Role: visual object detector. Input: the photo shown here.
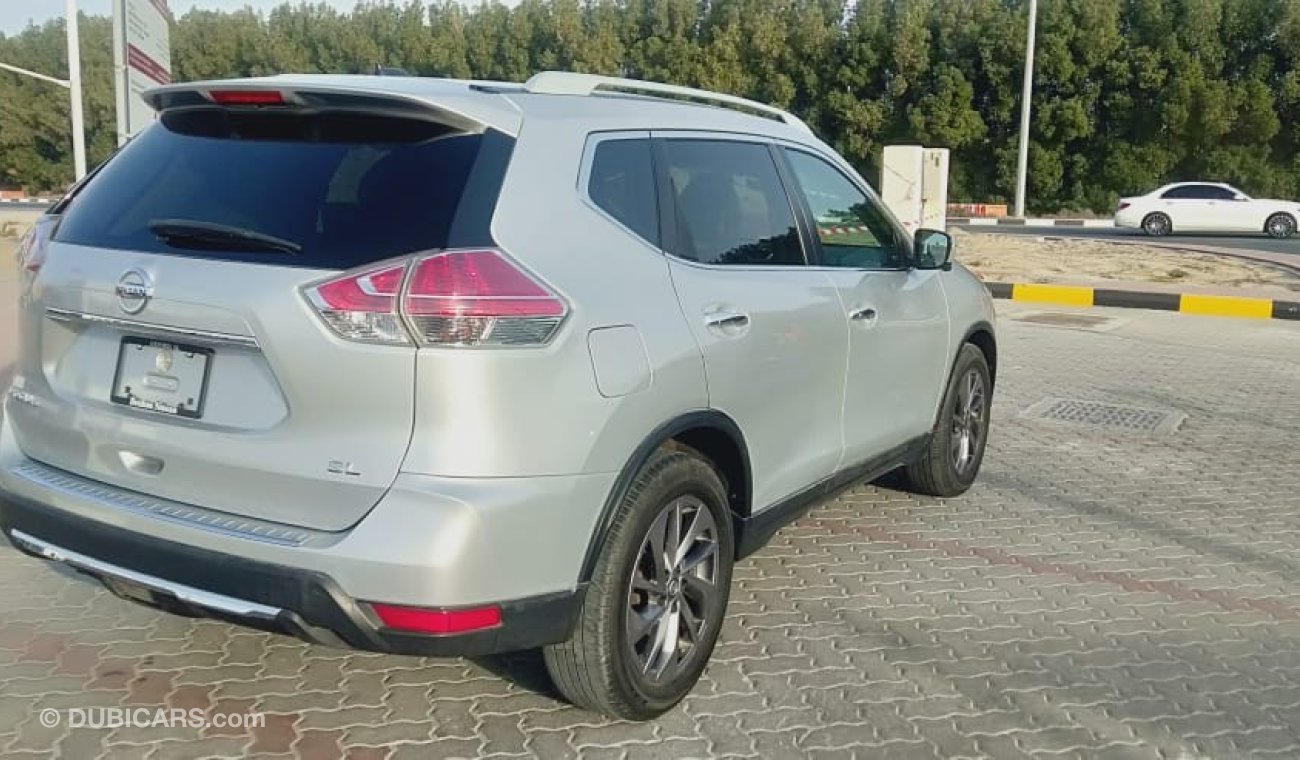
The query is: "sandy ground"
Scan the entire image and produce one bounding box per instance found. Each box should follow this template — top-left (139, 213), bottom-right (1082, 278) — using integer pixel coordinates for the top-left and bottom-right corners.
top-left (954, 228), bottom-right (1300, 296)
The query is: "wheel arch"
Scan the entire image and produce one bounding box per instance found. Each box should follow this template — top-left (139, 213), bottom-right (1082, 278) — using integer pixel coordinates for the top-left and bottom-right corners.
top-left (928, 321), bottom-right (997, 432)
top-left (577, 410), bottom-right (752, 584)
top-left (963, 322), bottom-right (997, 389)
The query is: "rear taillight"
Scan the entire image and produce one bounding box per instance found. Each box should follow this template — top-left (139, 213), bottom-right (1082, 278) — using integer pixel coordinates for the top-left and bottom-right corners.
top-left (15, 215), bottom-right (57, 274)
top-left (1117, 201), bottom-right (1131, 212)
top-left (304, 249), bottom-right (567, 347)
top-left (403, 250), bottom-right (567, 347)
top-left (305, 263), bottom-right (410, 345)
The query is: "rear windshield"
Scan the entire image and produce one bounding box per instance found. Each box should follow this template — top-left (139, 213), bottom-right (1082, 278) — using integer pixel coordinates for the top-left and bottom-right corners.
top-left (56, 110), bottom-right (486, 269)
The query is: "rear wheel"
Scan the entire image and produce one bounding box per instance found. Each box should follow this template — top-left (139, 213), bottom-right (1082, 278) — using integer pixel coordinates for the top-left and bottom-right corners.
top-left (1142, 212), bottom-right (1172, 237)
top-left (544, 447), bottom-right (734, 720)
top-left (901, 344), bottom-right (992, 498)
top-left (1265, 213), bottom-right (1296, 239)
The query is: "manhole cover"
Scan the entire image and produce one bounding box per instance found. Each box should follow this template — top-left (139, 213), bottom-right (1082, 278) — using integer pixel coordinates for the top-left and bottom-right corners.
top-left (1021, 397), bottom-right (1185, 434)
top-left (1011, 311), bottom-right (1120, 329)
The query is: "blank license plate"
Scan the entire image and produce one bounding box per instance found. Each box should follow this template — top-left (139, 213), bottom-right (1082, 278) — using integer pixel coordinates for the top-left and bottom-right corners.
top-left (111, 337), bottom-right (213, 419)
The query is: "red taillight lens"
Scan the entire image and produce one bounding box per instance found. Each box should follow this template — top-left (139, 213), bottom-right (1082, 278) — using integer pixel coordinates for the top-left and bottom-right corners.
top-left (15, 215), bottom-right (57, 274)
top-left (304, 250), bottom-right (566, 347)
top-left (1117, 201), bottom-right (1131, 212)
top-left (208, 89), bottom-right (285, 106)
top-left (305, 263), bottom-right (410, 345)
top-left (403, 250), bottom-right (567, 346)
top-left (370, 602), bottom-right (502, 635)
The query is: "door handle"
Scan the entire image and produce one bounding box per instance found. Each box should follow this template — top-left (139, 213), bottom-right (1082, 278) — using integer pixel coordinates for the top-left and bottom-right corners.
top-left (703, 311), bottom-right (750, 329)
top-left (849, 307), bottom-right (878, 322)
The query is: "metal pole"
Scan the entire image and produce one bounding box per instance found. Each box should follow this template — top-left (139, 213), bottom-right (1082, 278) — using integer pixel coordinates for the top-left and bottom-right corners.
top-left (112, 0), bottom-right (129, 147)
top-left (0, 62), bottom-right (71, 88)
top-left (66, 0), bottom-right (87, 181)
top-left (1013, 0), bottom-right (1038, 218)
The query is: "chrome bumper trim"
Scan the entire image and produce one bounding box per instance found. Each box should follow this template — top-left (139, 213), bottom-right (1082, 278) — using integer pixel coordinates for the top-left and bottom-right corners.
top-left (9, 529), bottom-right (283, 620)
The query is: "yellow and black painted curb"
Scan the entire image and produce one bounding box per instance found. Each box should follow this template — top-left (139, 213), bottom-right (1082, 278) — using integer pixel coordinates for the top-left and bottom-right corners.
top-left (986, 282), bottom-right (1300, 321)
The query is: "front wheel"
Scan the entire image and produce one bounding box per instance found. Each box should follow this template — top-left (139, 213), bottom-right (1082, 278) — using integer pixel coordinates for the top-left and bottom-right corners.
top-left (1265, 213), bottom-right (1296, 239)
top-left (901, 344), bottom-right (992, 498)
top-left (544, 447), bottom-right (734, 720)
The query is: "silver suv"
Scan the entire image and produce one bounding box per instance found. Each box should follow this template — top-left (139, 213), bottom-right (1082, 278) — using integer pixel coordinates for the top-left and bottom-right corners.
top-left (1, 72), bottom-right (995, 720)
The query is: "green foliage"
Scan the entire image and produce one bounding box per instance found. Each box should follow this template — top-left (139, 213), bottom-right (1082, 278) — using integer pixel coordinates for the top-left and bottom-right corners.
top-left (1, 0), bottom-right (1298, 212)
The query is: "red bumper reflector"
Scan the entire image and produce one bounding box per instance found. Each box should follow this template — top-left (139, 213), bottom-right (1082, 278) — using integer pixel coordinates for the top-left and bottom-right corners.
top-left (209, 89), bottom-right (285, 106)
top-left (371, 603), bottom-right (502, 634)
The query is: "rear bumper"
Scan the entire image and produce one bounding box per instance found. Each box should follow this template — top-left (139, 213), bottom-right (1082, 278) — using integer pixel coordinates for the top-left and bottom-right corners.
top-left (1113, 210), bottom-right (1141, 229)
top-left (0, 413), bottom-right (613, 656)
top-left (0, 492), bottom-right (580, 656)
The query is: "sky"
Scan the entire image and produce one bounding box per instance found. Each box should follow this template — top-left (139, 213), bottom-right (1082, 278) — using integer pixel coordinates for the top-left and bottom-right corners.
top-left (1, 1), bottom-right (411, 36)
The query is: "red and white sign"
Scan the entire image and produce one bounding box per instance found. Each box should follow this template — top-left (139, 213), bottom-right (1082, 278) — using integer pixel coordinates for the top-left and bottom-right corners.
top-left (113, 0), bottom-right (172, 142)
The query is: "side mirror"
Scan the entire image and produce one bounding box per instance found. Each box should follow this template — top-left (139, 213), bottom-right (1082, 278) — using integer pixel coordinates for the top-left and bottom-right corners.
top-left (914, 229), bottom-right (953, 271)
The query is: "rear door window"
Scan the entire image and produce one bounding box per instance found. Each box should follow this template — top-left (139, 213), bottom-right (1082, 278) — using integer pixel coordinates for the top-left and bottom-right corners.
top-left (55, 111), bottom-right (491, 269)
top-left (656, 139), bottom-right (805, 266)
top-left (1161, 185), bottom-right (1217, 200)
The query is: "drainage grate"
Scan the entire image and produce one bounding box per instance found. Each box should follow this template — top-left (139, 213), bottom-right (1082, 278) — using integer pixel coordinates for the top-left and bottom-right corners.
top-left (1021, 397), bottom-right (1186, 434)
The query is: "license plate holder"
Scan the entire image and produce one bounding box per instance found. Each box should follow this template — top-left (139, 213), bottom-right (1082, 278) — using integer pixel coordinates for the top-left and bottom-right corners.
top-left (110, 337), bottom-right (213, 419)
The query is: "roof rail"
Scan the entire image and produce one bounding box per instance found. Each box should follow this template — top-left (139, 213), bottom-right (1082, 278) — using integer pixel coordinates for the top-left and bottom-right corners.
top-left (522, 71), bottom-right (812, 134)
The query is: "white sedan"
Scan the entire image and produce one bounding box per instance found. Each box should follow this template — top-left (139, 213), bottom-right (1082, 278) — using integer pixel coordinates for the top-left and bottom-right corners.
top-left (1115, 182), bottom-right (1300, 238)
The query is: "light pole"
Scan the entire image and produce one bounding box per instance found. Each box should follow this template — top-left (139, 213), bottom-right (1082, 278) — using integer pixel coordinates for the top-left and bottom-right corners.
top-left (0, 0), bottom-right (87, 183)
top-left (1013, 0), bottom-right (1038, 218)
top-left (66, 0), bottom-right (87, 181)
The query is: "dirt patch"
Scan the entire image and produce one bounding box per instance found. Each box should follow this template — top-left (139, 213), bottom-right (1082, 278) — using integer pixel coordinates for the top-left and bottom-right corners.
top-left (954, 229), bottom-right (1300, 295)
top-left (0, 208), bottom-right (41, 240)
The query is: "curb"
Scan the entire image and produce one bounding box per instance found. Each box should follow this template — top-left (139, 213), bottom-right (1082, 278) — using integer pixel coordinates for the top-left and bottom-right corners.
top-left (952, 217), bottom-right (1115, 228)
top-left (986, 282), bottom-right (1300, 321)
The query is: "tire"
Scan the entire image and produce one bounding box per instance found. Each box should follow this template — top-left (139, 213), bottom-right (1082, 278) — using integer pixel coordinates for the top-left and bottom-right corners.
top-left (1265, 213), bottom-right (1296, 239)
top-left (901, 344), bottom-right (992, 498)
top-left (1142, 212), bottom-right (1172, 237)
top-left (544, 447), bottom-right (734, 720)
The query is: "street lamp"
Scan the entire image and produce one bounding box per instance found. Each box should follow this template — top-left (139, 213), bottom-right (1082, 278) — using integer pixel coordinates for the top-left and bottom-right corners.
top-left (0, 0), bottom-right (87, 182)
top-left (1013, 0), bottom-right (1038, 218)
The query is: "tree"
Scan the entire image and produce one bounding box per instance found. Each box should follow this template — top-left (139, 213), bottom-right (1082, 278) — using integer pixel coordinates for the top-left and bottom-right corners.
top-left (1, 0), bottom-right (1297, 211)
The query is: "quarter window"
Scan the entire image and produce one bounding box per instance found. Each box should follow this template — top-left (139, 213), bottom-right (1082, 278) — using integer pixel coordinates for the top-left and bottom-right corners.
top-left (658, 139), bottom-right (804, 266)
top-left (587, 138), bottom-right (659, 247)
top-left (784, 149), bottom-right (906, 269)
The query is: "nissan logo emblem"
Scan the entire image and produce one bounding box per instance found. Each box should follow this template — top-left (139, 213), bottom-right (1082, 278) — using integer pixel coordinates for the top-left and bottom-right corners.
top-left (115, 270), bottom-right (153, 315)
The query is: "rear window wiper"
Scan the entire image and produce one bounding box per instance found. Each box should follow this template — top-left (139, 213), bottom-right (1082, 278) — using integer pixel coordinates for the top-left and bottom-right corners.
top-left (148, 219), bottom-right (302, 255)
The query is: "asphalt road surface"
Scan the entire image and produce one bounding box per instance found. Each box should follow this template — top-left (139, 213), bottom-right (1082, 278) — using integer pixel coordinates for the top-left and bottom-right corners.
top-left (958, 224), bottom-right (1300, 257)
top-left (2, 301), bottom-right (1300, 758)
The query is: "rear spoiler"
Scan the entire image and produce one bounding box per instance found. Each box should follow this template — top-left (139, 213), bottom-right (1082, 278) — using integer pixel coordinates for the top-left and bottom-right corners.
top-left (142, 78), bottom-right (513, 135)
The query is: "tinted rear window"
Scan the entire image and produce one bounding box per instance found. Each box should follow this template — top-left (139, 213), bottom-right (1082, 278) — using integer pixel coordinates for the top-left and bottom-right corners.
top-left (56, 111), bottom-right (486, 269)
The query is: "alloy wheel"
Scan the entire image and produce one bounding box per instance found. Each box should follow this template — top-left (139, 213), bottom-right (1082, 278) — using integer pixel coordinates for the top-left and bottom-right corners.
top-left (951, 368), bottom-right (987, 477)
top-left (1268, 215), bottom-right (1295, 239)
top-left (625, 495), bottom-right (720, 683)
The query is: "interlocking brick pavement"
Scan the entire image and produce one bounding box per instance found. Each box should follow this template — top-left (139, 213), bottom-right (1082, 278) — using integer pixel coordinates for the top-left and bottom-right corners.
top-left (2, 302), bottom-right (1300, 758)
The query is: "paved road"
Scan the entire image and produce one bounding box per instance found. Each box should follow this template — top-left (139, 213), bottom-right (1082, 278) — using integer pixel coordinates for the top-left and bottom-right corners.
top-left (1, 302), bottom-right (1300, 758)
top-left (958, 224), bottom-right (1300, 257)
